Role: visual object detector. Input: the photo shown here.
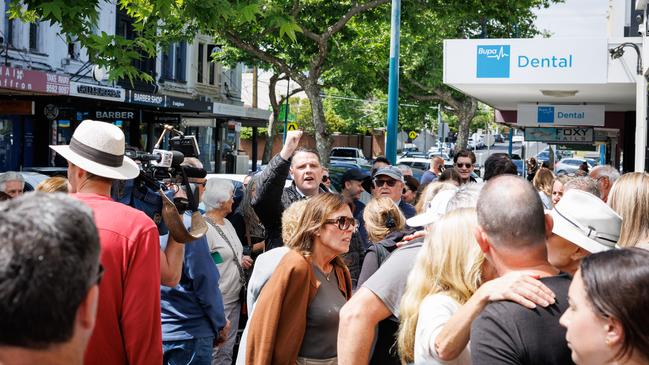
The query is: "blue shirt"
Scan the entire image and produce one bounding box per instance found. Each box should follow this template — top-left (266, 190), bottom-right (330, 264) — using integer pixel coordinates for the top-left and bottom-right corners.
top-left (399, 200), bottom-right (417, 220)
top-left (160, 214), bottom-right (227, 341)
top-left (419, 170), bottom-right (438, 186)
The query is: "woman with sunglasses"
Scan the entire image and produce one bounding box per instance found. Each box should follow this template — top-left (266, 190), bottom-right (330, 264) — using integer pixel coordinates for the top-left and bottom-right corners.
top-left (246, 193), bottom-right (354, 365)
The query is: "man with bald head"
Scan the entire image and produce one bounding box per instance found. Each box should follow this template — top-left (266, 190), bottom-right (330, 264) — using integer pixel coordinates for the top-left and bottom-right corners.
top-left (471, 175), bottom-right (574, 365)
top-left (420, 155), bottom-right (444, 186)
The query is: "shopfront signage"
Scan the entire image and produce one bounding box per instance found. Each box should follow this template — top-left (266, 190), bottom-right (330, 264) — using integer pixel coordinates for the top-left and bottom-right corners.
top-left (524, 127), bottom-right (594, 143)
top-left (517, 104), bottom-right (605, 127)
top-left (444, 38), bottom-right (607, 84)
top-left (167, 96), bottom-right (213, 112)
top-left (0, 66), bottom-right (70, 94)
top-left (95, 110), bottom-right (135, 120)
top-left (70, 81), bottom-right (125, 102)
top-left (128, 90), bottom-right (165, 107)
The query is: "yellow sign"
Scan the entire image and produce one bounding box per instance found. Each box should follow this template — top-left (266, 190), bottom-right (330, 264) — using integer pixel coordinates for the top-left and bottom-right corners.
top-left (408, 131), bottom-right (417, 139)
top-left (287, 122), bottom-right (299, 131)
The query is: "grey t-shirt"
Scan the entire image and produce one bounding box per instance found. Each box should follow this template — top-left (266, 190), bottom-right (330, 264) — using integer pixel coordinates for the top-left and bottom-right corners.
top-left (299, 265), bottom-right (347, 359)
top-left (362, 240), bottom-right (423, 320)
top-left (470, 273), bottom-right (575, 365)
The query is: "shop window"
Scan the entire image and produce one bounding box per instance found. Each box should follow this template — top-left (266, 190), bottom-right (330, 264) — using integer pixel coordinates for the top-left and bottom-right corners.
top-left (29, 23), bottom-right (38, 52)
top-left (174, 42), bottom-right (186, 82)
top-left (197, 43), bottom-right (204, 83)
top-left (3, 0), bottom-right (13, 47)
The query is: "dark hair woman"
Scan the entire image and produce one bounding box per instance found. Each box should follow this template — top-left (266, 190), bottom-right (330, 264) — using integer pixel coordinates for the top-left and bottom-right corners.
top-left (560, 248), bottom-right (649, 365)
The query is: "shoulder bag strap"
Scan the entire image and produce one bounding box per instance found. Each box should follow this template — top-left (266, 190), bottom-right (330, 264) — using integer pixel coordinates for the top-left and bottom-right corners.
top-left (205, 217), bottom-right (247, 286)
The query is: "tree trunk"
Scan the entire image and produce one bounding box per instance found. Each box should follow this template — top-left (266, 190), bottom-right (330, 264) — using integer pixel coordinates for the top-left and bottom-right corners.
top-left (262, 111), bottom-right (279, 164)
top-left (452, 98), bottom-right (478, 154)
top-left (304, 82), bottom-right (331, 164)
top-left (262, 73), bottom-right (282, 164)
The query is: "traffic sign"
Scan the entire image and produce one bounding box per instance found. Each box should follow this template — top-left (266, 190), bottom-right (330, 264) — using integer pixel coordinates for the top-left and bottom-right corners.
top-left (287, 122), bottom-right (299, 131)
top-left (408, 131), bottom-right (418, 139)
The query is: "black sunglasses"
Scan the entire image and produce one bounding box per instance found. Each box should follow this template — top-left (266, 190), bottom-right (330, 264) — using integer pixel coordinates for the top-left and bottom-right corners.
top-left (374, 179), bottom-right (398, 187)
top-left (322, 175), bottom-right (330, 182)
top-left (324, 216), bottom-right (358, 230)
top-left (455, 163), bottom-right (473, 169)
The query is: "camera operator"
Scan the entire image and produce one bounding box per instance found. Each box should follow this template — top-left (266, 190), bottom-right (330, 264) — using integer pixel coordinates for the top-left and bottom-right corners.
top-left (50, 120), bottom-right (163, 365)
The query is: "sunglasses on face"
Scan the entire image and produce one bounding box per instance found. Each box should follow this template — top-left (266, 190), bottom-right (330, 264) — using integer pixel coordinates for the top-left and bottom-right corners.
top-left (322, 175), bottom-right (330, 182)
top-left (455, 163), bottom-right (473, 169)
top-left (374, 179), bottom-right (398, 187)
top-left (324, 216), bottom-right (358, 230)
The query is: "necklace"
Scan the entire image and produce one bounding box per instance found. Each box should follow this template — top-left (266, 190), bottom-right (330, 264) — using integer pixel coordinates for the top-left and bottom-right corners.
top-left (317, 265), bottom-right (332, 281)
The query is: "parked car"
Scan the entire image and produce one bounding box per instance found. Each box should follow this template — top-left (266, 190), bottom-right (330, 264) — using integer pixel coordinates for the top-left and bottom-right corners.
top-left (19, 171), bottom-right (52, 192)
top-left (493, 133), bottom-right (505, 143)
top-left (400, 151), bottom-right (428, 159)
top-left (467, 138), bottom-right (477, 150)
top-left (397, 157), bottom-right (431, 171)
top-left (536, 150), bottom-right (561, 165)
top-left (554, 158), bottom-right (594, 175)
top-left (329, 147), bottom-right (368, 165)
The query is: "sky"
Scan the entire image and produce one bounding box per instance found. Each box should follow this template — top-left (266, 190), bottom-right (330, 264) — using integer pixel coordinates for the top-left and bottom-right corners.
top-left (533, 0), bottom-right (612, 38)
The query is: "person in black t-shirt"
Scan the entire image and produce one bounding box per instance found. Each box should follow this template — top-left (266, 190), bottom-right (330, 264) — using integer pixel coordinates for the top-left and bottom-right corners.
top-left (472, 175), bottom-right (574, 365)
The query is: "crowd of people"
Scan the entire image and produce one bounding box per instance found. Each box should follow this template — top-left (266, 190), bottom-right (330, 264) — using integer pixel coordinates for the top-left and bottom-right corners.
top-left (1, 123), bottom-right (649, 365)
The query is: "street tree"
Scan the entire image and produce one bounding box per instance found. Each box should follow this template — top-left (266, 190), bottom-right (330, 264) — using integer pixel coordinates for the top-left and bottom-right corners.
top-left (328, 0), bottom-right (557, 151)
top-left (9, 0), bottom-right (394, 163)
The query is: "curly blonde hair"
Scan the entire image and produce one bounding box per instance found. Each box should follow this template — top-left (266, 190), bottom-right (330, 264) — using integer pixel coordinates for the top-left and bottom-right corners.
top-left (397, 208), bottom-right (484, 364)
top-left (282, 199), bottom-right (309, 245)
top-left (363, 197), bottom-right (406, 243)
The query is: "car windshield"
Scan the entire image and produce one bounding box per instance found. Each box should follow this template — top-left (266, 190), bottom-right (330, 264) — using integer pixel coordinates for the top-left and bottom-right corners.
top-left (331, 149), bottom-right (356, 158)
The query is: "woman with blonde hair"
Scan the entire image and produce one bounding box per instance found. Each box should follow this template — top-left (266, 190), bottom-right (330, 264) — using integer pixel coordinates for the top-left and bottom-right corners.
top-left (36, 176), bottom-right (69, 193)
top-left (608, 172), bottom-right (649, 249)
top-left (551, 174), bottom-right (573, 206)
top-left (246, 193), bottom-right (354, 365)
top-left (398, 208), bottom-right (555, 364)
top-left (357, 197), bottom-right (408, 286)
top-left (533, 167), bottom-right (555, 209)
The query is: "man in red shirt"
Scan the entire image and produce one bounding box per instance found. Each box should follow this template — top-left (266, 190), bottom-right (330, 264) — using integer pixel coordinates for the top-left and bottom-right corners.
top-left (51, 120), bottom-right (163, 365)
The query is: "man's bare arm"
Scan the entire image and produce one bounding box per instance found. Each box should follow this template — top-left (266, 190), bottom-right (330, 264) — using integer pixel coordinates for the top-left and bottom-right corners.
top-left (338, 288), bottom-right (392, 365)
top-left (160, 235), bottom-right (184, 287)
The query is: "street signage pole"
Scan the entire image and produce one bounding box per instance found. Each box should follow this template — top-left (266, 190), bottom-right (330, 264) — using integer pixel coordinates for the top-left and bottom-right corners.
top-left (385, 0), bottom-right (401, 165)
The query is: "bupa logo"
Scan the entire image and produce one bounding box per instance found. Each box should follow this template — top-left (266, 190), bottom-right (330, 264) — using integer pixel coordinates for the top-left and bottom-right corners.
top-left (476, 45), bottom-right (510, 78)
top-left (537, 106), bottom-right (555, 123)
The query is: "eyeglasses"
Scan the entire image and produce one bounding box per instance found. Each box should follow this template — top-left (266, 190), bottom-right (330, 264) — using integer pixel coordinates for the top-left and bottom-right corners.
top-left (455, 163), bottom-right (473, 169)
top-left (322, 175), bottom-right (330, 182)
top-left (324, 216), bottom-right (358, 231)
top-left (374, 179), bottom-right (398, 187)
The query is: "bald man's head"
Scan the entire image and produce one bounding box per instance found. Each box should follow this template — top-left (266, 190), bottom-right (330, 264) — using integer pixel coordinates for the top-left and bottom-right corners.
top-left (477, 175), bottom-right (546, 249)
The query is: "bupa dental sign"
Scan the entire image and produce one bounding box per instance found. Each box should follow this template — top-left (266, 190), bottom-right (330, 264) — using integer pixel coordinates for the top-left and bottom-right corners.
top-left (443, 38), bottom-right (607, 84)
top-left (477, 46), bottom-right (574, 78)
top-left (517, 104), bottom-right (605, 127)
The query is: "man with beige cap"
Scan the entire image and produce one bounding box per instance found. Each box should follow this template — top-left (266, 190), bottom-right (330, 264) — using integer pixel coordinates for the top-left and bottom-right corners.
top-left (546, 189), bottom-right (622, 275)
top-left (50, 120), bottom-right (163, 365)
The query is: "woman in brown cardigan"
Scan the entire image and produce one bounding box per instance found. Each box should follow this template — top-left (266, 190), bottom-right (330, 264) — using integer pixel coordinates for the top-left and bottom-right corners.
top-left (246, 193), bottom-right (354, 365)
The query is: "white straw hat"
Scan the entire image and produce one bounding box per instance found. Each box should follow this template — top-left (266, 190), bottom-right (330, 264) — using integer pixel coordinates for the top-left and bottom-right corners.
top-left (50, 120), bottom-right (139, 180)
top-left (550, 189), bottom-right (622, 253)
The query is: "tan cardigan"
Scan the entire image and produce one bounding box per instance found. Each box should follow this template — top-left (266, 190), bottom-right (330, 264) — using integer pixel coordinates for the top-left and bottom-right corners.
top-left (246, 249), bottom-right (353, 365)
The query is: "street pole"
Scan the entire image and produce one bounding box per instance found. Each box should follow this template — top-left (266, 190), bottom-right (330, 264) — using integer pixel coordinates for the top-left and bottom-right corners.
top-left (635, 72), bottom-right (647, 172)
top-left (437, 103), bottom-right (442, 147)
top-left (385, 0), bottom-right (401, 165)
top-left (283, 78), bottom-right (290, 144)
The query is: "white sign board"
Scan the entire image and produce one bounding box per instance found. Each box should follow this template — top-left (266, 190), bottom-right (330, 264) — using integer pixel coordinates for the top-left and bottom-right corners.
top-left (444, 38), bottom-right (608, 84)
top-left (69, 81), bottom-right (126, 102)
top-left (517, 104), bottom-right (605, 127)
